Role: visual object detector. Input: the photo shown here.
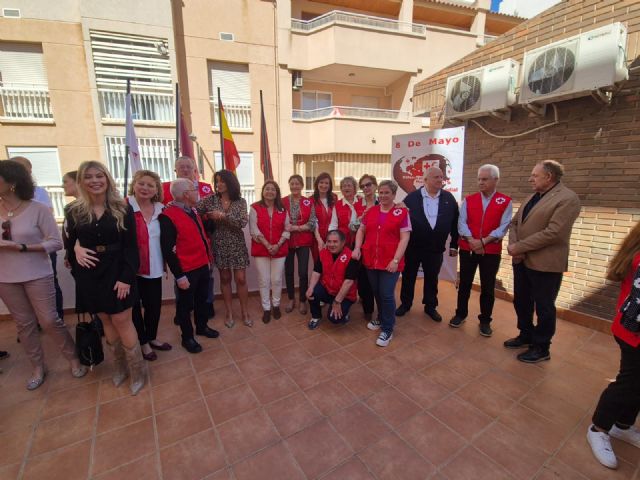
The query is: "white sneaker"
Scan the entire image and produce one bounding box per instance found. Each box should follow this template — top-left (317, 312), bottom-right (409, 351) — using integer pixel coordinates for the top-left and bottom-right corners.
top-left (587, 425), bottom-right (618, 469)
top-left (610, 425), bottom-right (640, 448)
top-left (367, 318), bottom-right (381, 331)
top-left (376, 331), bottom-right (393, 347)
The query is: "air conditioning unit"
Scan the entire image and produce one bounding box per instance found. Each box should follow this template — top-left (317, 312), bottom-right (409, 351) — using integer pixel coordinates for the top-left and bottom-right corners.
top-left (445, 59), bottom-right (519, 120)
top-left (519, 22), bottom-right (628, 105)
top-left (292, 70), bottom-right (303, 90)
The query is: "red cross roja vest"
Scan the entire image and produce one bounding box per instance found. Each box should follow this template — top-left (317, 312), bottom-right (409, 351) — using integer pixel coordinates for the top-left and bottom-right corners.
top-left (458, 191), bottom-right (511, 255)
top-left (251, 202), bottom-right (289, 258)
top-left (283, 195), bottom-right (313, 248)
top-left (319, 247), bottom-right (358, 302)
top-left (334, 197), bottom-right (360, 246)
top-left (160, 204), bottom-right (211, 273)
top-left (362, 205), bottom-right (408, 271)
top-left (314, 195), bottom-right (335, 242)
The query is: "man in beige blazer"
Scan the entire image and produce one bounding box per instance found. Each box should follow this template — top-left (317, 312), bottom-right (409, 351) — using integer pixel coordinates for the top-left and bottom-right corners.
top-left (505, 160), bottom-right (581, 363)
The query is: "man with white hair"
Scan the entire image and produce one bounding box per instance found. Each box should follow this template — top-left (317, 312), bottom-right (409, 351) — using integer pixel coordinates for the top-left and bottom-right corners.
top-left (449, 164), bottom-right (512, 337)
top-left (159, 178), bottom-right (219, 354)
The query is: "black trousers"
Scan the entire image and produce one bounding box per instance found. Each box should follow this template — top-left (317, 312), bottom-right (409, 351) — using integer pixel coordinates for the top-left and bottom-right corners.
top-left (50, 252), bottom-right (63, 319)
top-left (285, 247), bottom-right (310, 302)
top-left (592, 337), bottom-right (640, 431)
top-left (400, 245), bottom-right (443, 311)
top-left (357, 264), bottom-right (376, 315)
top-left (455, 250), bottom-right (501, 324)
top-left (132, 276), bottom-right (162, 345)
top-left (175, 266), bottom-right (210, 340)
top-left (512, 263), bottom-right (563, 350)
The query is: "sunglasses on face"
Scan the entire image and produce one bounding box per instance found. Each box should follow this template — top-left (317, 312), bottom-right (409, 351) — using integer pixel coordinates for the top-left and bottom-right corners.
top-left (360, 182), bottom-right (373, 189)
top-left (1, 220), bottom-right (10, 241)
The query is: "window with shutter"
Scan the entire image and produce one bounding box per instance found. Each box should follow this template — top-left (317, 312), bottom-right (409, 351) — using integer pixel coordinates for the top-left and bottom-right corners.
top-left (210, 62), bottom-right (252, 130)
top-left (6, 146), bottom-right (61, 186)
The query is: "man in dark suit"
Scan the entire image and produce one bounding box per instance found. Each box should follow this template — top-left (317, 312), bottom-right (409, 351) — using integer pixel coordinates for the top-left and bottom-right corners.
top-left (396, 166), bottom-right (459, 321)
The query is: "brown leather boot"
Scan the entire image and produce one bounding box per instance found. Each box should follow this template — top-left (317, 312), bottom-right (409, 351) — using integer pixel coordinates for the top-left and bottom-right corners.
top-left (124, 343), bottom-right (146, 395)
top-left (108, 339), bottom-right (129, 387)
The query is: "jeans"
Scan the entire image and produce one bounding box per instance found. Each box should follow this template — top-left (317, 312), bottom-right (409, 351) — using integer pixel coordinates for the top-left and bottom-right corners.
top-left (308, 282), bottom-right (354, 323)
top-left (132, 276), bottom-right (162, 345)
top-left (175, 266), bottom-right (210, 340)
top-left (513, 262), bottom-right (563, 350)
top-left (400, 245), bottom-right (443, 311)
top-left (254, 256), bottom-right (286, 311)
top-left (455, 250), bottom-right (501, 324)
top-left (592, 337), bottom-right (640, 431)
top-left (367, 269), bottom-right (400, 335)
top-left (285, 247), bottom-right (310, 302)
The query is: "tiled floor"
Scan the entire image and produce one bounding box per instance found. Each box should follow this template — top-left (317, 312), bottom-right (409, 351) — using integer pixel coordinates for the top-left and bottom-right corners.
top-left (1, 280), bottom-right (638, 480)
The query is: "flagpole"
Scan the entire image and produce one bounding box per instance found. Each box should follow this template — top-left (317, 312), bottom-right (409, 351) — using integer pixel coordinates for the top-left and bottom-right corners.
top-left (175, 83), bottom-right (180, 159)
top-left (217, 87), bottom-right (225, 170)
top-left (123, 79), bottom-right (131, 196)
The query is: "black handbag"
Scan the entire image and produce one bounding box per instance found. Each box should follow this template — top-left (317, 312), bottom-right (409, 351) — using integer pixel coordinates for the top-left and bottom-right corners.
top-left (75, 314), bottom-right (105, 368)
top-left (620, 266), bottom-right (640, 333)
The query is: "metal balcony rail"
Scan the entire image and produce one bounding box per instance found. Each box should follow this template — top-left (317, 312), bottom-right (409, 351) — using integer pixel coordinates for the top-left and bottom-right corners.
top-left (0, 83), bottom-right (53, 121)
top-left (241, 185), bottom-right (255, 207)
top-left (105, 136), bottom-right (177, 183)
top-left (291, 10), bottom-right (426, 36)
top-left (210, 99), bottom-right (252, 130)
top-left (292, 106), bottom-right (410, 121)
top-left (43, 187), bottom-right (67, 220)
top-left (98, 89), bottom-right (175, 123)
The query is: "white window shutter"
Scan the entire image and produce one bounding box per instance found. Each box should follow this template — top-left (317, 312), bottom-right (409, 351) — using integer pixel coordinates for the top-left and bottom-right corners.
top-left (210, 62), bottom-right (250, 105)
top-left (7, 147), bottom-right (61, 186)
top-left (0, 43), bottom-right (48, 87)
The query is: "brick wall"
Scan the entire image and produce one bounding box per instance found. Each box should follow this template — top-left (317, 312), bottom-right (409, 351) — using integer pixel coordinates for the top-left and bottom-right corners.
top-left (413, 0), bottom-right (640, 321)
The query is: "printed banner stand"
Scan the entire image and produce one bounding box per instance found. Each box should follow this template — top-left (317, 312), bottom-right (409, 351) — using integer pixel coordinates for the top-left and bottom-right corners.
top-left (391, 126), bottom-right (465, 282)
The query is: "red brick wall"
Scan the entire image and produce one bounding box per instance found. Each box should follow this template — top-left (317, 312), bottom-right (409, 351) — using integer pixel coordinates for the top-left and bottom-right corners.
top-left (413, 0), bottom-right (640, 320)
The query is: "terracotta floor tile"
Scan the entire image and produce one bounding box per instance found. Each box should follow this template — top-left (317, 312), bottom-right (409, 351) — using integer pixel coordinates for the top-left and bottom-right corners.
top-left (41, 381), bottom-right (99, 420)
top-left (329, 402), bottom-right (392, 452)
top-left (236, 353), bottom-right (280, 380)
top-left (365, 386), bottom-right (422, 428)
top-left (474, 422), bottom-right (549, 480)
top-left (256, 329), bottom-right (298, 351)
top-left (265, 392), bottom-right (323, 438)
top-left (270, 343), bottom-right (313, 368)
top-left (92, 418), bottom-right (156, 476)
top-left (345, 338), bottom-right (389, 363)
top-left (429, 395), bottom-right (492, 441)
top-left (97, 391), bottom-right (153, 434)
top-left (286, 324), bottom-right (320, 341)
top-left (392, 343), bottom-right (444, 370)
top-left (339, 366), bottom-right (387, 400)
top-left (248, 370), bottom-right (299, 405)
top-left (198, 363), bottom-right (244, 396)
top-left (98, 377), bottom-right (132, 404)
top-left (152, 375), bottom-right (202, 413)
top-left (0, 427), bottom-right (32, 467)
top-left (455, 380), bottom-right (515, 418)
top-left (520, 388), bottom-right (587, 429)
top-left (366, 354), bottom-right (407, 380)
top-left (441, 446), bottom-right (513, 480)
top-left (23, 439), bottom-right (91, 480)
top-left (392, 371), bottom-right (450, 409)
top-left (321, 457), bottom-right (375, 480)
top-left (0, 397), bottom-right (44, 434)
top-left (226, 337), bottom-right (268, 362)
top-left (218, 323), bottom-right (255, 344)
top-left (149, 357), bottom-right (193, 387)
top-left (30, 407), bottom-right (95, 457)
top-left (217, 408), bottom-right (280, 463)
top-left (478, 370), bottom-right (532, 401)
top-left (497, 357), bottom-right (548, 385)
top-left (396, 411), bottom-right (467, 466)
top-left (286, 359), bottom-right (333, 390)
top-left (190, 347), bottom-right (233, 374)
top-left (306, 378), bottom-right (358, 416)
top-left (160, 429), bottom-right (226, 480)
top-left (358, 432), bottom-right (435, 480)
top-left (286, 419), bottom-right (353, 478)
top-left (329, 325), bottom-right (368, 347)
top-left (0, 464), bottom-right (21, 480)
top-left (300, 333), bottom-right (341, 357)
top-left (233, 442), bottom-right (305, 480)
top-left (420, 362), bottom-right (474, 391)
top-left (534, 458), bottom-right (589, 480)
top-left (93, 453), bottom-right (160, 480)
top-left (156, 398), bottom-right (212, 447)
top-left (205, 383), bottom-right (259, 425)
top-left (316, 349), bottom-right (362, 376)
top-left (438, 351), bottom-right (495, 378)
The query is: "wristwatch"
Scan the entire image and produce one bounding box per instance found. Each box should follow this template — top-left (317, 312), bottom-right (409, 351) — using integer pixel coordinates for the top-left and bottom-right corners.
top-left (392, 258), bottom-right (399, 264)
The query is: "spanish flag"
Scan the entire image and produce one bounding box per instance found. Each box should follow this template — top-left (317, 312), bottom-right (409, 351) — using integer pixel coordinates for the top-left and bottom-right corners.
top-left (218, 94), bottom-right (241, 173)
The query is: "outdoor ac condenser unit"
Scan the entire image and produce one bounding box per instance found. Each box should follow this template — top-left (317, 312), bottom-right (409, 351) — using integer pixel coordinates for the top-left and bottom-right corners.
top-left (519, 22), bottom-right (628, 105)
top-left (445, 59), bottom-right (519, 120)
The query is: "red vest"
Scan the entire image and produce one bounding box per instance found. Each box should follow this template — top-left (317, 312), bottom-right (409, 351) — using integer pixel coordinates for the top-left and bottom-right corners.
top-left (161, 205), bottom-right (211, 273)
top-left (283, 195), bottom-right (313, 248)
top-left (319, 247), bottom-right (358, 302)
top-left (458, 192), bottom-right (511, 255)
top-left (250, 203), bottom-right (289, 258)
top-left (132, 209), bottom-right (151, 276)
top-left (314, 195), bottom-right (335, 242)
top-left (162, 181), bottom-right (213, 205)
top-left (353, 198), bottom-right (367, 218)
top-left (334, 198), bottom-right (359, 246)
top-left (362, 205), bottom-right (408, 271)
top-left (612, 253), bottom-right (640, 348)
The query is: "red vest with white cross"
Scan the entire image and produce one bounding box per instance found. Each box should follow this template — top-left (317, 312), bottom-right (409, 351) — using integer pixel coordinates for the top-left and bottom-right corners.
top-left (319, 247), bottom-right (358, 301)
top-left (283, 195), bottom-right (313, 248)
top-left (361, 205), bottom-right (408, 271)
top-left (250, 202), bottom-right (289, 258)
top-left (458, 191), bottom-right (511, 255)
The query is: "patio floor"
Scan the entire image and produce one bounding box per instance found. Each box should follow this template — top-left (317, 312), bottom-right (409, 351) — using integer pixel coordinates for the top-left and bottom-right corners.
top-left (0, 280), bottom-right (638, 480)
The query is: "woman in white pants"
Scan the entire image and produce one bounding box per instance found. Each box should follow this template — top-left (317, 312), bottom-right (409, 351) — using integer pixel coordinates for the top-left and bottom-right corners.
top-left (250, 181), bottom-right (290, 324)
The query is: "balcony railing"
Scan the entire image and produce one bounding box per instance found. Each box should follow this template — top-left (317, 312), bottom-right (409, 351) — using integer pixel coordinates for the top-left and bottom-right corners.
top-left (210, 99), bottom-right (252, 131)
top-left (44, 187), bottom-right (67, 220)
top-left (98, 89), bottom-right (175, 123)
top-left (292, 106), bottom-right (410, 122)
top-left (292, 10), bottom-right (426, 36)
top-left (0, 83), bottom-right (53, 121)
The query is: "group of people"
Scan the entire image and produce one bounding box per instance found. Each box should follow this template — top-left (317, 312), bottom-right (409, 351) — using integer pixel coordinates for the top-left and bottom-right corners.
top-left (0, 155), bottom-right (639, 473)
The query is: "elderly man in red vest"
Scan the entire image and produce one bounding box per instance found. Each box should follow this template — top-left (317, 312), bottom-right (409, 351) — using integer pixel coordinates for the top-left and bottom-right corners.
top-left (449, 164), bottom-right (512, 337)
top-left (306, 230), bottom-right (360, 330)
top-left (159, 178), bottom-right (219, 354)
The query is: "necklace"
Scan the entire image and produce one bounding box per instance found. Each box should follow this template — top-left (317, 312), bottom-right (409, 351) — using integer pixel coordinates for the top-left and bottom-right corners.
top-left (5, 200), bottom-right (23, 217)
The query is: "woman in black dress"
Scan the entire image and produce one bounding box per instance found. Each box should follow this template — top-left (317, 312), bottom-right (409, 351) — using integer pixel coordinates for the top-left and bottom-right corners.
top-left (65, 161), bottom-right (145, 395)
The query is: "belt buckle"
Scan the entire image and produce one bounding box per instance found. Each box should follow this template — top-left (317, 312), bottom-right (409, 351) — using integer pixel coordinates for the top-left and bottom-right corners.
top-left (95, 245), bottom-right (106, 253)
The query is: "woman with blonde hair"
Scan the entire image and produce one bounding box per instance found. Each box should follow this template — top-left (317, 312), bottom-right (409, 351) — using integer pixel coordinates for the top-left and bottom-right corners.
top-left (128, 170), bottom-right (171, 361)
top-left (588, 221), bottom-right (640, 470)
top-left (65, 161), bottom-right (144, 395)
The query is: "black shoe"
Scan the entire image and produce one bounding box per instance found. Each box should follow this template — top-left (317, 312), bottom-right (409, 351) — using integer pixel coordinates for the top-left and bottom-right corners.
top-left (479, 324), bottom-right (493, 337)
top-left (449, 316), bottom-right (465, 328)
top-left (272, 306), bottom-right (281, 320)
top-left (517, 346), bottom-right (550, 363)
top-left (262, 310), bottom-right (271, 324)
top-left (395, 305), bottom-right (410, 317)
top-left (195, 326), bottom-right (220, 339)
top-left (182, 337), bottom-right (202, 354)
top-left (503, 336), bottom-right (531, 349)
top-left (0, 351), bottom-right (8, 360)
top-left (425, 308), bottom-right (442, 322)
top-left (206, 303), bottom-right (215, 319)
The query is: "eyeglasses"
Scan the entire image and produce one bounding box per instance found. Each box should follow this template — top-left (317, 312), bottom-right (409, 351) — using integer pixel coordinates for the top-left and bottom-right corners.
top-left (1, 220), bottom-right (11, 241)
top-left (360, 182), bottom-right (373, 189)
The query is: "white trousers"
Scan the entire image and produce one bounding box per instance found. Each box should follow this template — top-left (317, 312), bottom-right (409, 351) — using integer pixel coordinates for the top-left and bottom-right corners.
top-left (254, 256), bottom-right (286, 311)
